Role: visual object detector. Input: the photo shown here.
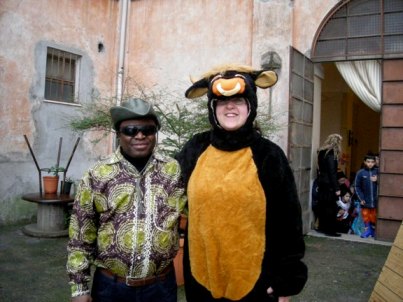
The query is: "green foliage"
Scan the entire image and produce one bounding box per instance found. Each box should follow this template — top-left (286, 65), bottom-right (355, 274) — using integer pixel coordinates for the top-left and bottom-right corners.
top-left (154, 99), bottom-right (210, 157)
top-left (64, 176), bottom-right (74, 183)
top-left (68, 98), bottom-right (115, 144)
top-left (66, 81), bottom-right (283, 157)
top-left (255, 109), bottom-right (285, 141)
top-left (41, 166), bottom-right (66, 176)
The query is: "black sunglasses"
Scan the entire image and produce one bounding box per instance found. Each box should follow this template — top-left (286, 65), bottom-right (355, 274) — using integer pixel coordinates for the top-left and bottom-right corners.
top-left (119, 125), bottom-right (158, 137)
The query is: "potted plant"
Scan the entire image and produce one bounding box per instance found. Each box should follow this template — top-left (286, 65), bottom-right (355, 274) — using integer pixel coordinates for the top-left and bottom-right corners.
top-left (60, 176), bottom-right (74, 195)
top-left (42, 166), bottom-right (65, 194)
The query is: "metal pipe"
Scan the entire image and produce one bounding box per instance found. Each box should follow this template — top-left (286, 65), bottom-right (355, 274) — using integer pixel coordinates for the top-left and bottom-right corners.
top-left (116, 0), bottom-right (129, 106)
top-left (55, 137), bottom-right (62, 169)
top-left (24, 135), bottom-right (43, 195)
top-left (64, 137), bottom-right (80, 172)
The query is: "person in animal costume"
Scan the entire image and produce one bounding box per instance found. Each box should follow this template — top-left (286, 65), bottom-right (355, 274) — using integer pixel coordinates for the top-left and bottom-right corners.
top-left (176, 64), bottom-right (308, 302)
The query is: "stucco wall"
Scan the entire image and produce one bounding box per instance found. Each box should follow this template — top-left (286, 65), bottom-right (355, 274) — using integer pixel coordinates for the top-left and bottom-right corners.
top-left (0, 0), bottom-right (119, 224)
top-left (124, 0), bottom-right (296, 149)
top-left (292, 0), bottom-right (339, 56)
top-left (0, 0), bottom-right (341, 225)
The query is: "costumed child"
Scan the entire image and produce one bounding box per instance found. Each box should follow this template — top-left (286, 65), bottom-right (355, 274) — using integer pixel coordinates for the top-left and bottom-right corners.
top-left (354, 154), bottom-right (378, 238)
top-left (335, 187), bottom-right (352, 233)
top-left (176, 63), bottom-right (307, 301)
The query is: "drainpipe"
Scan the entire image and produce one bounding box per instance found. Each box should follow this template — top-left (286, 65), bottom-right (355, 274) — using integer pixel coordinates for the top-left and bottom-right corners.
top-left (116, 0), bottom-right (129, 106)
top-left (112, 0), bottom-right (129, 151)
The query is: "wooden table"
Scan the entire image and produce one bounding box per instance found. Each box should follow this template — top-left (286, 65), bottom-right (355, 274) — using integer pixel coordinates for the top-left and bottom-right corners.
top-left (22, 193), bottom-right (74, 238)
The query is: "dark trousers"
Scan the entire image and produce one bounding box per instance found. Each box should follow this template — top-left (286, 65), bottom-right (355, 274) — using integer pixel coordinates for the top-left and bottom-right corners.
top-left (317, 186), bottom-right (338, 234)
top-left (91, 268), bottom-right (177, 302)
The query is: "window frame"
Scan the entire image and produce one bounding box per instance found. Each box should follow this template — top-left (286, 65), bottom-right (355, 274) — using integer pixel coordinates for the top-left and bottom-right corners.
top-left (44, 47), bottom-right (81, 104)
top-left (311, 0), bottom-right (403, 62)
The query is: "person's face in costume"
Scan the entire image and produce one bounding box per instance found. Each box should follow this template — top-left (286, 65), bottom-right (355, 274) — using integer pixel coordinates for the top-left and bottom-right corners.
top-left (117, 118), bottom-right (157, 158)
top-left (215, 97), bottom-right (249, 131)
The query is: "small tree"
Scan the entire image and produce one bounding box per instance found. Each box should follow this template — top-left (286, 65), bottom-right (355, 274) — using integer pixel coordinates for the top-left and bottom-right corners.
top-left (154, 99), bottom-right (210, 157)
top-left (67, 81), bottom-right (283, 156)
top-left (67, 83), bottom-right (211, 156)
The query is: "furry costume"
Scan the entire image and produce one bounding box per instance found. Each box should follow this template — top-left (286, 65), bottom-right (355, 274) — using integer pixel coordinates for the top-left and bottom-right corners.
top-left (176, 64), bottom-right (307, 301)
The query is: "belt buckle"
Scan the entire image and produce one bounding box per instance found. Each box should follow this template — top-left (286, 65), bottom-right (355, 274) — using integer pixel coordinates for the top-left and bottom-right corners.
top-left (125, 276), bottom-right (138, 287)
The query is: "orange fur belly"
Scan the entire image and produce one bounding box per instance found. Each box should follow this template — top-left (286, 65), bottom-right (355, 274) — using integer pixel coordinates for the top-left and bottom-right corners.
top-left (187, 145), bottom-right (266, 300)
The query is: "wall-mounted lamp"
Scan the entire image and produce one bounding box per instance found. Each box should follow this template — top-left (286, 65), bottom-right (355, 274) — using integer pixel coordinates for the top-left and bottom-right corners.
top-left (261, 51), bottom-right (282, 71)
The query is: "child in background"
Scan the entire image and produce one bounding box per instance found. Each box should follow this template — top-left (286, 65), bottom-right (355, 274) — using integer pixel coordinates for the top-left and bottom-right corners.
top-left (337, 170), bottom-right (351, 188)
top-left (354, 154), bottom-right (378, 238)
top-left (335, 188), bottom-right (352, 233)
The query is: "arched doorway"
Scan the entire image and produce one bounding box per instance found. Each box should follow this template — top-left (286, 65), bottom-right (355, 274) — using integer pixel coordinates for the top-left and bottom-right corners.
top-left (321, 63), bottom-right (380, 180)
top-left (311, 0), bottom-right (403, 241)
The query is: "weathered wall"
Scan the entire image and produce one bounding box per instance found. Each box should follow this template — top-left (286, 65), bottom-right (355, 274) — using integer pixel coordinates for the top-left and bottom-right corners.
top-left (292, 0), bottom-right (339, 56)
top-left (0, 0), bottom-right (340, 225)
top-left (0, 0), bottom-right (119, 224)
top-left (125, 0), bottom-right (296, 149)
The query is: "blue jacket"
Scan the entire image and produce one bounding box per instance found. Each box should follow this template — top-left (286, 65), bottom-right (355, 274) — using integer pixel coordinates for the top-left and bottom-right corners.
top-left (354, 167), bottom-right (378, 208)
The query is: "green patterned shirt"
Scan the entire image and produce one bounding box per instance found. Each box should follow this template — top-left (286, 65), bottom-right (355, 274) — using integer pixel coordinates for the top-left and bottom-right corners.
top-left (66, 148), bottom-right (186, 298)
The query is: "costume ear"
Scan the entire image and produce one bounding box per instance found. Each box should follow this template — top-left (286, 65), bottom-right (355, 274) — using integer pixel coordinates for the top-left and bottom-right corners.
top-left (255, 70), bottom-right (278, 89)
top-left (185, 78), bottom-right (209, 99)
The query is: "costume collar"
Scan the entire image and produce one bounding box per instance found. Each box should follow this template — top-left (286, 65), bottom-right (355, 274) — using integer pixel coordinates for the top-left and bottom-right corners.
top-left (210, 125), bottom-right (260, 151)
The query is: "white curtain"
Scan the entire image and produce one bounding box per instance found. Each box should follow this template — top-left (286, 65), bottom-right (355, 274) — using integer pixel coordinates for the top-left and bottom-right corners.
top-left (335, 60), bottom-right (381, 112)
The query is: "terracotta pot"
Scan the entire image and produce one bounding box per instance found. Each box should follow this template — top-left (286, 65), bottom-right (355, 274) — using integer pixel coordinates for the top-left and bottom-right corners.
top-left (43, 176), bottom-right (59, 194)
top-left (179, 214), bottom-right (187, 231)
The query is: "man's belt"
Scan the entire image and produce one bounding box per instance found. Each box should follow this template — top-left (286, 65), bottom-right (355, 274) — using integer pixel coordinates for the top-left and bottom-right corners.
top-left (99, 263), bottom-right (173, 287)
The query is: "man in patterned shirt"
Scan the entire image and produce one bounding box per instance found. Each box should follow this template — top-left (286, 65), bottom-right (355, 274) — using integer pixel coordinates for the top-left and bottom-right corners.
top-left (67, 98), bottom-right (186, 302)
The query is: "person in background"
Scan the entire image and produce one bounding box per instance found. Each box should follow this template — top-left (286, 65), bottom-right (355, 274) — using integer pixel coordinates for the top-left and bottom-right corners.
top-left (335, 187), bottom-right (353, 234)
top-left (354, 154), bottom-right (378, 238)
top-left (316, 134), bottom-right (343, 237)
top-left (337, 170), bottom-right (350, 189)
top-left (176, 64), bottom-right (307, 302)
top-left (66, 98), bottom-right (186, 302)
top-left (311, 176), bottom-right (320, 230)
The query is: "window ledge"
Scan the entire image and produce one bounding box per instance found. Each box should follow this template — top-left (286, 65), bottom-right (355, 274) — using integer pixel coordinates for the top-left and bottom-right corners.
top-left (43, 99), bottom-right (82, 107)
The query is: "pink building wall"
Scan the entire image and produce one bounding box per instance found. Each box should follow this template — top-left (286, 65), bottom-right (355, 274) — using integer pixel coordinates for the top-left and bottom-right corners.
top-left (0, 0), bottom-right (338, 225)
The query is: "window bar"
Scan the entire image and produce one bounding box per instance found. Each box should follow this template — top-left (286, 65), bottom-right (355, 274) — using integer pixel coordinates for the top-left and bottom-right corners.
top-left (60, 50), bottom-right (65, 101)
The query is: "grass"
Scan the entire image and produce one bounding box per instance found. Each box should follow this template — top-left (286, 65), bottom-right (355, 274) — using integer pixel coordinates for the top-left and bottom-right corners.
top-left (0, 225), bottom-right (391, 302)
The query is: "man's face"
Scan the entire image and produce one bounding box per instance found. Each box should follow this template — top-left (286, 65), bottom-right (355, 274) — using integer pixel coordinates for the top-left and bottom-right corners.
top-left (364, 159), bottom-right (376, 169)
top-left (117, 118), bottom-right (157, 158)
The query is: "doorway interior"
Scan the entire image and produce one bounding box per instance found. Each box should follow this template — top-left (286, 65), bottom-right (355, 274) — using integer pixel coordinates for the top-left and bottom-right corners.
top-left (320, 62), bottom-right (380, 183)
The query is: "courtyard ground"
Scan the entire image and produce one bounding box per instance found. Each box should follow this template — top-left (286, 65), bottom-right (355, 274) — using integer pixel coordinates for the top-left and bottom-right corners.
top-left (0, 224), bottom-right (392, 302)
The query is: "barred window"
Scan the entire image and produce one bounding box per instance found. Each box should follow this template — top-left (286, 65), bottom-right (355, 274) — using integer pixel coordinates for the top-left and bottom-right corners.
top-left (45, 48), bottom-right (80, 103)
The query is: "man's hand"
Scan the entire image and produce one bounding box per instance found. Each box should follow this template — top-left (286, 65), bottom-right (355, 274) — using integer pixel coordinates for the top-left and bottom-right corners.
top-left (267, 287), bottom-right (290, 302)
top-left (360, 200), bottom-right (366, 206)
top-left (72, 295), bottom-right (92, 302)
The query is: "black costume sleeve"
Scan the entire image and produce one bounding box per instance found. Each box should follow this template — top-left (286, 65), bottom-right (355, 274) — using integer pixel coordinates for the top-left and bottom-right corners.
top-left (252, 138), bottom-right (308, 297)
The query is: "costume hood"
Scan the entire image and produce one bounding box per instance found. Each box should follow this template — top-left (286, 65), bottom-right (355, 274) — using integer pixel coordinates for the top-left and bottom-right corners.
top-left (185, 64), bottom-right (278, 150)
top-left (185, 64), bottom-right (277, 129)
